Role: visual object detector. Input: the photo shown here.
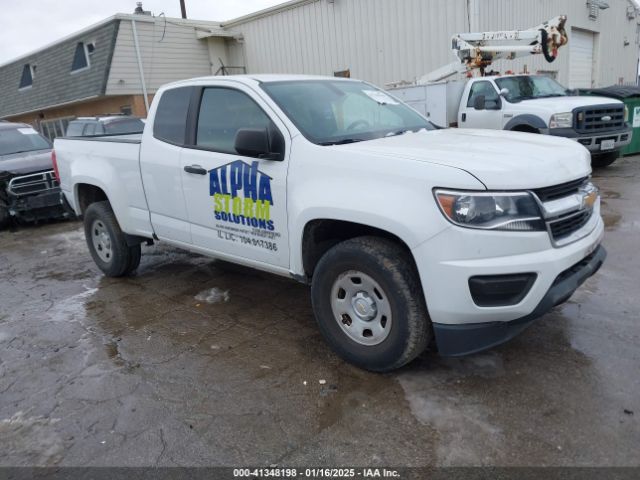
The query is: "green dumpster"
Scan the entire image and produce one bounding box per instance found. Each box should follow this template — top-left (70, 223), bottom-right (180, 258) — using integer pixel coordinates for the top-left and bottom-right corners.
top-left (582, 85), bottom-right (640, 156)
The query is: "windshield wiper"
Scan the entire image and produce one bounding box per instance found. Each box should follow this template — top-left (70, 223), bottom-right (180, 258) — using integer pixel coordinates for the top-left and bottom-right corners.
top-left (386, 127), bottom-right (427, 138)
top-left (319, 138), bottom-right (364, 146)
top-left (386, 129), bottom-right (411, 137)
top-left (2, 150), bottom-right (37, 155)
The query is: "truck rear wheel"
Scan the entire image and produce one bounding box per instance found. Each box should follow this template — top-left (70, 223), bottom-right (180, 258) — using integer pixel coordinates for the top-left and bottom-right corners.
top-left (311, 236), bottom-right (431, 372)
top-left (83, 201), bottom-right (141, 277)
top-left (591, 152), bottom-right (619, 168)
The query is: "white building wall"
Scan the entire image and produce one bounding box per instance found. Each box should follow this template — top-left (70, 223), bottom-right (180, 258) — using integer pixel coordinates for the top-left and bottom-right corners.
top-left (226, 0), bottom-right (639, 88)
top-left (106, 17), bottom-right (220, 95)
top-left (473, 0), bottom-right (639, 87)
top-left (226, 0), bottom-right (469, 87)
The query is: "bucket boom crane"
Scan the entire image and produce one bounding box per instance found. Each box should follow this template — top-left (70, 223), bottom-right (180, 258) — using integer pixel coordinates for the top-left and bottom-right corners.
top-left (419, 15), bottom-right (569, 84)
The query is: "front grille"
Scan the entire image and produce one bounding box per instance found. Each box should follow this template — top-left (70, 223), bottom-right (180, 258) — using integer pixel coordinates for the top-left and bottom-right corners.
top-left (548, 210), bottom-right (593, 241)
top-left (575, 105), bottom-right (625, 133)
top-left (7, 170), bottom-right (59, 197)
top-left (532, 177), bottom-right (588, 202)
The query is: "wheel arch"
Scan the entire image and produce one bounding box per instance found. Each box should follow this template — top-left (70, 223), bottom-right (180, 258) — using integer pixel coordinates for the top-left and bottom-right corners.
top-left (504, 114), bottom-right (547, 133)
top-left (299, 218), bottom-right (418, 281)
top-left (75, 182), bottom-right (111, 216)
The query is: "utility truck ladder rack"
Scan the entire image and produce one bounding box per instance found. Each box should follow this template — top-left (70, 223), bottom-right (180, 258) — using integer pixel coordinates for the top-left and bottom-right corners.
top-left (419, 15), bottom-right (568, 84)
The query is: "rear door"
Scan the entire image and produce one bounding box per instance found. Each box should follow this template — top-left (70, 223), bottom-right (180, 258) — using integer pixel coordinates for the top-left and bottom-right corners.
top-left (139, 86), bottom-right (194, 244)
top-left (458, 80), bottom-right (503, 129)
top-left (180, 82), bottom-right (290, 268)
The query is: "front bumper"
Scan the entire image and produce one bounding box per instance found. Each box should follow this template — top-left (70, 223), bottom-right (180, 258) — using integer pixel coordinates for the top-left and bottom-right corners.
top-left (432, 245), bottom-right (606, 356)
top-left (549, 125), bottom-right (632, 153)
top-left (413, 202), bottom-right (604, 326)
top-left (6, 169), bottom-right (70, 222)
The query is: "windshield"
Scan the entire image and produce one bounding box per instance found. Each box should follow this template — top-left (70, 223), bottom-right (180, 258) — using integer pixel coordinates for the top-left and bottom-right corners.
top-left (495, 76), bottom-right (568, 102)
top-left (261, 80), bottom-right (432, 145)
top-left (0, 126), bottom-right (51, 157)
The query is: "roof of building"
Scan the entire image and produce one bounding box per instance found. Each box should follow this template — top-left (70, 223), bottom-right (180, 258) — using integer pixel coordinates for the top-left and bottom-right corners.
top-left (0, 13), bottom-right (225, 70)
top-left (220, 0), bottom-right (315, 28)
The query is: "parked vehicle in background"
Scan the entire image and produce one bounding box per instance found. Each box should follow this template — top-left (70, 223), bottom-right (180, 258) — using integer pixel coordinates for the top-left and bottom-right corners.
top-left (0, 121), bottom-right (71, 228)
top-left (388, 15), bottom-right (631, 168)
top-left (54, 75), bottom-right (606, 371)
top-left (390, 75), bottom-right (632, 168)
top-left (65, 116), bottom-right (145, 137)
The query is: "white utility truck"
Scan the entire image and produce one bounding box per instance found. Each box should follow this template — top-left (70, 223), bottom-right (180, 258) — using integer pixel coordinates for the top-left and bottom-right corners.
top-left (54, 75), bottom-right (606, 371)
top-left (388, 16), bottom-right (632, 168)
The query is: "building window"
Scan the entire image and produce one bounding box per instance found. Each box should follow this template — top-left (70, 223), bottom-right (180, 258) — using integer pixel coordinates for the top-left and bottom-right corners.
top-left (19, 64), bottom-right (35, 90)
top-left (71, 42), bottom-right (90, 73)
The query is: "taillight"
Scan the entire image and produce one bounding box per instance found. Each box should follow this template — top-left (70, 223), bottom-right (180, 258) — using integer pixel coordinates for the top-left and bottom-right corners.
top-left (51, 149), bottom-right (60, 182)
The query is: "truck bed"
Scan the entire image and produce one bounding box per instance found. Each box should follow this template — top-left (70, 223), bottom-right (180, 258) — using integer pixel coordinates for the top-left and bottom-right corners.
top-left (54, 133), bottom-right (152, 237)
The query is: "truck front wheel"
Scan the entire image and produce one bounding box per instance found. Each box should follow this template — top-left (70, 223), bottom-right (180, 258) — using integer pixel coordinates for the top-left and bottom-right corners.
top-left (311, 236), bottom-right (431, 372)
top-left (83, 201), bottom-right (141, 277)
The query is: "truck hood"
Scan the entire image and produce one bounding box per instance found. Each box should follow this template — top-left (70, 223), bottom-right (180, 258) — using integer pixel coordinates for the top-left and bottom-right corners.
top-left (336, 129), bottom-right (591, 190)
top-left (516, 95), bottom-right (622, 112)
top-left (0, 149), bottom-right (53, 175)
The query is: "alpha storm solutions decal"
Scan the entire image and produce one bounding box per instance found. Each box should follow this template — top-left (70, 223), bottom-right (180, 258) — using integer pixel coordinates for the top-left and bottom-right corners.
top-left (209, 160), bottom-right (275, 231)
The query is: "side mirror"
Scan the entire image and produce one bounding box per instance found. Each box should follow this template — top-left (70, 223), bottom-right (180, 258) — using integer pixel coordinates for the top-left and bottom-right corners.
top-left (473, 95), bottom-right (486, 110)
top-left (499, 88), bottom-right (509, 97)
top-left (234, 128), bottom-right (281, 161)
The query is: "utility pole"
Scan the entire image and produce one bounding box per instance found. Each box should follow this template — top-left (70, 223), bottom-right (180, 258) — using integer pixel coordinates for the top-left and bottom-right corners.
top-left (180, 0), bottom-right (187, 19)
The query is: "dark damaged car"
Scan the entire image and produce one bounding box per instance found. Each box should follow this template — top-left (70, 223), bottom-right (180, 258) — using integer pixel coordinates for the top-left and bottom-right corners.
top-left (0, 121), bottom-right (72, 228)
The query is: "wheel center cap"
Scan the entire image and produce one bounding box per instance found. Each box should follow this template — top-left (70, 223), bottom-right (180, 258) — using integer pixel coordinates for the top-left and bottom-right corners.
top-left (351, 292), bottom-right (377, 321)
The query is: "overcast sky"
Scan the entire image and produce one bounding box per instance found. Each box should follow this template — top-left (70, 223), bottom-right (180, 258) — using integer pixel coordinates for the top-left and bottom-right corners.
top-left (0, 0), bottom-right (284, 64)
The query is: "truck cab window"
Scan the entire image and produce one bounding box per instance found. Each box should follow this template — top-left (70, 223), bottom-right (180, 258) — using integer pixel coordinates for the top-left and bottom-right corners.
top-left (153, 86), bottom-right (193, 145)
top-left (196, 88), bottom-right (273, 154)
top-left (467, 81), bottom-right (501, 109)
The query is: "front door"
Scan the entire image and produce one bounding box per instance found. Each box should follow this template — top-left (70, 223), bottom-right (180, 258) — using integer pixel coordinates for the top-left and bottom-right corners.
top-left (180, 84), bottom-right (290, 268)
top-left (459, 80), bottom-right (503, 130)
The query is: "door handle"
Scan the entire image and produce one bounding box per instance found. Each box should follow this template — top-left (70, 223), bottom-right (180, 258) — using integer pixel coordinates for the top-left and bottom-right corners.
top-left (461, 113), bottom-right (467, 122)
top-left (184, 165), bottom-right (207, 175)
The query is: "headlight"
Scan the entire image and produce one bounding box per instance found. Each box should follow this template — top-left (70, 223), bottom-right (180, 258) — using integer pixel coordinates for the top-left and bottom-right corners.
top-left (624, 105), bottom-right (629, 122)
top-left (434, 190), bottom-right (545, 231)
top-left (549, 112), bottom-right (573, 129)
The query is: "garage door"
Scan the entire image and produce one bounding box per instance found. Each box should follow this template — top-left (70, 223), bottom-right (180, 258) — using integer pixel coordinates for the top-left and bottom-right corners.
top-left (569, 29), bottom-right (594, 89)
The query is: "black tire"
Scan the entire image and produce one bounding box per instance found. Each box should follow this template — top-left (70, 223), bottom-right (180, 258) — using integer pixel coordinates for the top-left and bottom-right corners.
top-left (311, 236), bottom-right (431, 372)
top-left (591, 152), bottom-right (619, 168)
top-left (511, 126), bottom-right (539, 134)
top-left (0, 204), bottom-right (10, 230)
top-left (83, 201), bottom-right (141, 277)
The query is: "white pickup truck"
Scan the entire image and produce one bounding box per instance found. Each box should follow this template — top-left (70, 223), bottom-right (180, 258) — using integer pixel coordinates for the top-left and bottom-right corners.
top-left (390, 74), bottom-right (632, 168)
top-left (54, 75), bottom-right (606, 371)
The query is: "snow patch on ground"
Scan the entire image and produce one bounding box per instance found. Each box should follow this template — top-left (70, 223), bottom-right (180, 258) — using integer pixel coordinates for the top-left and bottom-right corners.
top-left (195, 288), bottom-right (230, 304)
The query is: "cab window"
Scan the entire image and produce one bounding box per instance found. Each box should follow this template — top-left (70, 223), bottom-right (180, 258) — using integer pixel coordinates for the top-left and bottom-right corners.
top-left (196, 87), bottom-right (276, 155)
top-left (467, 81), bottom-right (501, 109)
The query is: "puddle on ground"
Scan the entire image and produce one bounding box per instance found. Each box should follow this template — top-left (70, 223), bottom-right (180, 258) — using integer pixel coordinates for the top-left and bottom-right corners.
top-left (0, 412), bottom-right (64, 465)
top-left (602, 213), bottom-right (622, 230)
top-left (601, 191), bottom-right (621, 200)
